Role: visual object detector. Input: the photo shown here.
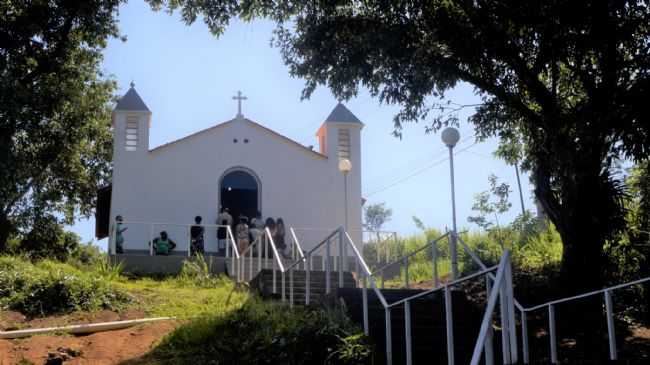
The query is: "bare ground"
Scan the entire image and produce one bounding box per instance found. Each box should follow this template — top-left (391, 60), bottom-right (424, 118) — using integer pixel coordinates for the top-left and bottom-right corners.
top-left (0, 311), bottom-right (179, 365)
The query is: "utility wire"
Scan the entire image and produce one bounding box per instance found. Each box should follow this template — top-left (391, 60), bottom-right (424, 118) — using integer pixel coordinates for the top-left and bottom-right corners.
top-left (364, 134), bottom-right (475, 186)
top-left (364, 141), bottom-right (478, 197)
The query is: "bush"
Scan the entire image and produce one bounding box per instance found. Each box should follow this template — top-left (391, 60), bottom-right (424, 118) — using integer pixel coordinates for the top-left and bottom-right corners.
top-left (15, 215), bottom-right (81, 261)
top-left (367, 222), bottom-right (563, 286)
top-left (0, 256), bottom-right (131, 316)
top-left (175, 254), bottom-right (226, 288)
top-left (151, 299), bottom-right (372, 364)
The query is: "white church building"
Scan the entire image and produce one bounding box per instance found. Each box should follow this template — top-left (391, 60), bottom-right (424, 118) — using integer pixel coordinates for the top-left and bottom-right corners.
top-left (97, 85), bottom-right (364, 257)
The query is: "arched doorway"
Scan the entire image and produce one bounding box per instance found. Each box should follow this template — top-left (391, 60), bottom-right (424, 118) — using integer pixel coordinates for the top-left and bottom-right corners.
top-left (219, 168), bottom-right (260, 223)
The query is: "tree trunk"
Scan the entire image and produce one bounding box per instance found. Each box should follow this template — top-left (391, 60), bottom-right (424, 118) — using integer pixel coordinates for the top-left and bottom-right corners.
top-left (535, 160), bottom-right (621, 360)
top-left (0, 213), bottom-right (11, 253)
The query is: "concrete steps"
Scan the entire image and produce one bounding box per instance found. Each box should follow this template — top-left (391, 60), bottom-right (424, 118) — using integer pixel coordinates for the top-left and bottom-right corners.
top-left (250, 269), bottom-right (357, 305)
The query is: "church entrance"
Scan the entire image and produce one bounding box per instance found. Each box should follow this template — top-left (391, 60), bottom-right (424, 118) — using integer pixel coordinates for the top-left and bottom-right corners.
top-left (220, 169), bottom-right (260, 223)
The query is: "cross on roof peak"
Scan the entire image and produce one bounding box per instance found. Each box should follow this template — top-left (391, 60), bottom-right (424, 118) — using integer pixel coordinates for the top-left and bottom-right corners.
top-left (232, 90), bottom-right (247, 118)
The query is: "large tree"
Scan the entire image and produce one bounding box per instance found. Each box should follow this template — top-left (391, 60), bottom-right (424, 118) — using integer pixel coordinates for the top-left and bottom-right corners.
top-left (0, 1), bottom-right (121, 251)
top-left (150, 0), bottom-right (650, 293)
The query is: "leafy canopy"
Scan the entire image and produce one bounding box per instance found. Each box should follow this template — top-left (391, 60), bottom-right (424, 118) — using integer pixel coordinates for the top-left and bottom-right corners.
top-left (0, 1), bottom-right (122, 250)
top-left (363, 202), bottom-right (392, 231)
top-left (148, 0), bottom-right (650, 290)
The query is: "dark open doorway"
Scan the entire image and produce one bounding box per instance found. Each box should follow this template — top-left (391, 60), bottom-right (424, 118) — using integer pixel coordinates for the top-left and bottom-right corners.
top-left (220, 169), bottom-right (259, 224)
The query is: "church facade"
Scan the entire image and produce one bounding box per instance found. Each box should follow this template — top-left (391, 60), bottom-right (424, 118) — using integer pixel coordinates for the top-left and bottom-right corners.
top-left (101, 85), bottom-right (364, 255)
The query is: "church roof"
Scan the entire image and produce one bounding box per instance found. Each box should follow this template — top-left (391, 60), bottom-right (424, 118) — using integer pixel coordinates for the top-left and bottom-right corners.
top-left (114, 84), bottom-right (150, 112)
top-left (150, 118), bottom-right (326, 159)
top-left (324, 103), bottom-right (363, 125)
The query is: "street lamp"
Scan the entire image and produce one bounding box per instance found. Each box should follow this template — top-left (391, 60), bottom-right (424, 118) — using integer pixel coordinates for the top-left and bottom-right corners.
top-left (339, 158), bottom-right (352, 273)
top-left (441, 127), bottom-right (460, 280)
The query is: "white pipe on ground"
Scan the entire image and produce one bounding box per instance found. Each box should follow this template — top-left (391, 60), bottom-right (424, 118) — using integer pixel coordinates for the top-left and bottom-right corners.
top-left (0, 317), bottom-right (174, 339)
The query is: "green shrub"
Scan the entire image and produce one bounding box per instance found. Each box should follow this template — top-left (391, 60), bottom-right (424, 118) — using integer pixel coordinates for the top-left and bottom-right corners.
top-left (175, 254), bottom-right (224, 288)
top-left (0, 256), bottom-right (131, 316)
top-left (368, 223), bottom-right (563, 287)
top-left (151, 299), bottom-right (372, 364)
top-left (15, 215), bottom-right (82, 261)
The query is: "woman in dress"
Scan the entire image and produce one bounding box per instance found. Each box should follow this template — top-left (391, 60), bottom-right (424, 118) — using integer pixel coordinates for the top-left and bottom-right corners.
top-left (275, 218), bottom-right (288, 259)
top-left (264, 217), bottom-right (276, 258)
top-left (236, 215), bottom-right (250, 254)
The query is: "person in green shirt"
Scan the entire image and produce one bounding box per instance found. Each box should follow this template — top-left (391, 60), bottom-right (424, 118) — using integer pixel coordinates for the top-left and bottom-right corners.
top-left (150, 231), bottom-right (177, 255)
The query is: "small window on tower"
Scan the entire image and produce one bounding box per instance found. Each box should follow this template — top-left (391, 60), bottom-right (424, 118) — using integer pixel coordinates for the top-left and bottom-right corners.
top-left (125, 116), bottom-right (138, 151)
top-left (338, 128), bottom-right (351, 160)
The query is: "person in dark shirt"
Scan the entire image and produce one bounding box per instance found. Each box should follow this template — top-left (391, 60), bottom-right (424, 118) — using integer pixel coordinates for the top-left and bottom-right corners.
top-left (190, 216), bottom-right (205, 256)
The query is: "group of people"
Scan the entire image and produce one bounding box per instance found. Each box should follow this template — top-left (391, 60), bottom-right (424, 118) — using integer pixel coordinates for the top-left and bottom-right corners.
top-left (114, 215), bottom-right (178, 255)
top-left (215, 208), bottom-right (290, 259)
top-left (114, 209), bottom-right (290, 257)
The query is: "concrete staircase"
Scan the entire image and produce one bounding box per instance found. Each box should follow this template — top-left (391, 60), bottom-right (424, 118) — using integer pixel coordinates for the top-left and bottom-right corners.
top-left (333, 287), bottom-right (488, 365)
top-left (250, 269), bottom-right (357, 305)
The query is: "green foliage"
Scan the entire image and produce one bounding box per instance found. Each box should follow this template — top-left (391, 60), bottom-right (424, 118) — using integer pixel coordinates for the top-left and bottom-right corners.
top-left (150, 299), bottom-right (372, 364)
top-left (367, 222), bottom-right (562, 287)
top-left (0, 256), bottom-right (131, 316)
top-left (15, 216), bottom-right (82, 261)
top-left (0, 0), bottom-right (121, 251)
top-left (176, 254), bottom-right (229, 288)
top-left (0, 253), bottom-right (250, 320)
top-left (151, 0), bottom-right (650, 292)
top-left (119, 274), bottom-right (249, 319)
top-left (468, 174), bottom-right (512, 235)
top-left (363, 202), bottom-right (392, 231)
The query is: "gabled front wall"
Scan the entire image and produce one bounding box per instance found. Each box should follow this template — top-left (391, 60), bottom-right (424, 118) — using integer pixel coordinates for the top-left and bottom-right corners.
top-left (110, 119), bottom-right (362, 253)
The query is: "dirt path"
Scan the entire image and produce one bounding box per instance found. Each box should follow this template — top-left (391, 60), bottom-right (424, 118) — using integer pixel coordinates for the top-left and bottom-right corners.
top-left (0, 320), bottom-right (179, 365)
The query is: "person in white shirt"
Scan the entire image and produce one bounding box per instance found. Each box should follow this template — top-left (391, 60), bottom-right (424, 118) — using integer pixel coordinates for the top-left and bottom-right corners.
top-left (216, 207), bottom-right (233, 256)
top-left (249, 211), bottom-right (265, 255)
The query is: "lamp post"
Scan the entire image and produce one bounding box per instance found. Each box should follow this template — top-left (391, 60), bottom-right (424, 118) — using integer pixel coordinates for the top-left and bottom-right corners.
top-left (339, 158), bottom-right (352, 272)
top-left (441, 127), bottom-right (460, 280)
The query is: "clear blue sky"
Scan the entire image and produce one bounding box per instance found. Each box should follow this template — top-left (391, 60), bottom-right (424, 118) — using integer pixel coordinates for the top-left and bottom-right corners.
top-left (68, 0), bottom-right (535, 249)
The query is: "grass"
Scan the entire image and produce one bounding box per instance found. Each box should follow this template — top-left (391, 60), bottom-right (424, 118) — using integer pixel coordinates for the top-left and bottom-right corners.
top-left (1, 254), bottom-right (372, 364)
top-left (0, 254), bottom-right (250, 320)
top-left (116, 275), bottom-right (247, 318)
top-left (140, 297), bottom-right (372, 365)
top-left (364, 224), bottom-right (563, 288)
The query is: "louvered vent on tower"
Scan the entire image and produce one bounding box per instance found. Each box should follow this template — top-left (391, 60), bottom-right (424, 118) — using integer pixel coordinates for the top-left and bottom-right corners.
top-left (125, 116), bottom-right (139, 151)
top-left (338, 128), bottom-right (351, 160)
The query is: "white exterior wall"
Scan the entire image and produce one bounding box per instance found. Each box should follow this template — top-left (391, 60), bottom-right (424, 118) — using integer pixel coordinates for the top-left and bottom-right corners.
top-left (109, 115), bottom-right (363, 254)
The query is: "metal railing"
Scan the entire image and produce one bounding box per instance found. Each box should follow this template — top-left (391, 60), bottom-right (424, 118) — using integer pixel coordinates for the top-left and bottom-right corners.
top-left (461, 233), bottom-right (650, 364)
top-left (371, 232), bottom-right (450, 289)
top-left (361, 230), bottom-right (399, 263)
top-left (471, 250), bottom-right (518, 365)
top-left (109, 220), bottom-right (242, 279)
top-left (282, 227), bottom-right (513, 365)
top-left (520, 276), bottom-right (650, 364)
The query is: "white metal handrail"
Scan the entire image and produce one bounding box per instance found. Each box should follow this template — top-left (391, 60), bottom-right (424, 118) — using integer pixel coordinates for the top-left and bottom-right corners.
top-left (340, 230), bottom-right (509, 365)
top-left (111, 220), bottom-right (243, 281)
top-left (385, 265), bottom-right (499, 309)
top-left (371, 232), bottom-right (450, 275)
top-left (289, 227), bottom-right (306, 264)
top-left (521, 275), bottom-right (650, 363)
top-left (371, 232), bottom-right (450, 289)
top-left (470, 250), bottom-right (516, 365)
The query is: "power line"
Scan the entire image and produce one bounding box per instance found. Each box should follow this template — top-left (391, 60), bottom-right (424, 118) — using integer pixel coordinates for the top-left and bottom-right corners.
top-left (364, 134), bottom-right (475, 187)
top-left (364, 141), bottom-right (478, 197)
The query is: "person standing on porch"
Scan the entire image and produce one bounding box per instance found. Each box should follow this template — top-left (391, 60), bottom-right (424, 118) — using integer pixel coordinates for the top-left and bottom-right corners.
top-left (275, 218), bottom-right (288, 259)
top-left (236, 216), bottom-right (250, 254)
top-left (216, 207), bottom-right (233, 256)
top-left (250, 211), bottom-right (264, 255)
top-left (264, 217), bottom-right (276, 258)
top-left (190, 216), bottom-right (205, 255)
top-left (114, 215), bottom-right (127, 254)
